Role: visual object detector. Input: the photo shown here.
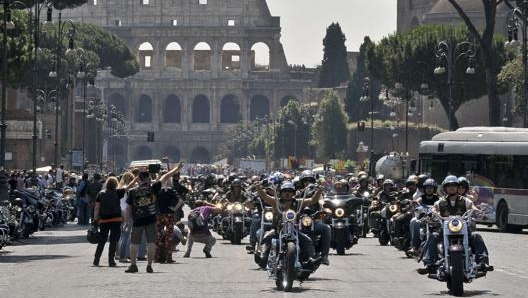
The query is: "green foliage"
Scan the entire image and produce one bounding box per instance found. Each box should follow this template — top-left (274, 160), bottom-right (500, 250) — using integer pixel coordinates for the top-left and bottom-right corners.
top-left (312, 90), bottom-right (348, 159)
top-left (498, 48), bottom-right (525, 119)
top-left (272, 101), bottom-right (312, 159)
top-left (366, 24), bottom-right (510, 130)
top-left (318, 22), bottom-right (351, 88)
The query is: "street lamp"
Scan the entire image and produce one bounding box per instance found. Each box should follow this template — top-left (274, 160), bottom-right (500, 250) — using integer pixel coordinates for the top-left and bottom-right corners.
top-left (360, 77), bottom-right (374, 177)
top-left (506, 1), bottom-right (528, 127)
top-left (0, 1), bottom-right (15, 168)
top-left (47, 8), bottom-right (76, 168)
top-left (434, 40), bottom-right (476, 131)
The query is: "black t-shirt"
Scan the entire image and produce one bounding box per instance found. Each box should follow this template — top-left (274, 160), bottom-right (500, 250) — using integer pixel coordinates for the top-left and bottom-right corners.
top-left (96, 188), bottom-right (125, 220)
top-left (157, 188), bottom-right (178, 215)
top-left (126, 181), bottom-right (161, 226)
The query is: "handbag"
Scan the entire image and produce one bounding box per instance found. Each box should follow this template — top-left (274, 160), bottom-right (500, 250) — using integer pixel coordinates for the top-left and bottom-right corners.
top-left (86, 223), bottom-right (101, 244)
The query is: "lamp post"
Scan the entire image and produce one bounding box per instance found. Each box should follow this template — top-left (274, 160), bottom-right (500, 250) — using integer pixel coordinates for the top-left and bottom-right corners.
top-left (360, 77), bottom-right (374, 177)
top-left (506, 1), bottom-right (528, 127)
top-left (75, 51), bottom-right (86, 171)
top-left (47, 8), bottom-right (76, 168)
top-left (1, 2), bottom-right (15, 168)
top-left (434, 40), bottom-right (475, 131)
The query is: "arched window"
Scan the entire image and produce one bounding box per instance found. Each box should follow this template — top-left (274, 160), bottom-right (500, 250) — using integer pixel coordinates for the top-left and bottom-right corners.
top-left (250, 42), bottom-right (270, 71)
top-left (222, 42), bottom-right (241, 71)
top-left (220, 95), bottom-right (239, 123)
top-left (139, 42), bottom-right (154, 69)
top-left (136, 95), bottom-right (152, 123)
top-left (193, 42), bottom-right (211, 70)
top-left (190, 147), bottom-right (210, 164)
top-left (165, 42), bottom-right (182, 69)
top-left (164, 94), bottom-right (181, 123)
top-left (192, 95), bottom-right (210, 123)
top-left (250, 95), bottom-right (269, 120)
top-left (108, 93), bottom-right (128, 116)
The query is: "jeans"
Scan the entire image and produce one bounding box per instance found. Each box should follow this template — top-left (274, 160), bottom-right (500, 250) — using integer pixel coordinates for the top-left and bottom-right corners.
top-left (409, 217), bottom-right (421, 249)
top-left (119, 222), bottom-right (131, 259)
top-left (423, 231), bottom-right (489, 266)
top-left (185, 233), bottom-right (216, 255)
top-left (314, 222), bottom-right (331, 257)
top-left (77, 197), bottom-right (90, 225)
top-left (94, 222), bottom-right (121, 263)
top-left (249, 213), bottom-right (261, 245)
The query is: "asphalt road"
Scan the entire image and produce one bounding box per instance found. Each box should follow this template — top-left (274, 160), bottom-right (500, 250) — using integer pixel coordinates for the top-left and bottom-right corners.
top-left (0, 224), bottom-right (526, 298)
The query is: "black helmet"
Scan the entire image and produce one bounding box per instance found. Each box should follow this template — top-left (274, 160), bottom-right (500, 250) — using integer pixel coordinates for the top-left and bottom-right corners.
top-left (86, 224), bottom-right (101, 244)
top-left (417, 174), bottom-right (430, 188)
top-left (457, 177), bottom-right (470, 189)
top-left (231, 178), bottom-right (242, 188)
top-left (423, 178), bottom-right (437, 191)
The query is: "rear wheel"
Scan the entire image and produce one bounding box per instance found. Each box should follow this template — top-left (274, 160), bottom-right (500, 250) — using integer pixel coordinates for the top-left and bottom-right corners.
top-left (448, 251), bottom-right (465, 297)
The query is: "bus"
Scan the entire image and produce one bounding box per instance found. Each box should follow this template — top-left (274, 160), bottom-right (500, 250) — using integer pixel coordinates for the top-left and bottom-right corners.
top-left (418, 127), bottom-right (528, 232)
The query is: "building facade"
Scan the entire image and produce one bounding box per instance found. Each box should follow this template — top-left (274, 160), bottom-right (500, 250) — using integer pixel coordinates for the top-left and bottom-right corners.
top-left (60, 0), bottom-right (316, 169)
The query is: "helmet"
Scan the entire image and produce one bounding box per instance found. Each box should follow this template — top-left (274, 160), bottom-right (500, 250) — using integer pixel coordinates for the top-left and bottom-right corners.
top-left (231, 178), bottom-right (242, 188)
top-left (417, 174), bottom-right (430, 188)
top-left (13, 197), bottom-right (24, 207)
top-left (458, 177), bottom-right (470, 189)
top-left (334, 179), bottom-right (350, 192)
top-left (357, 171), bottom-right (368, 178)
top-left (376, 174), bottom-right (385, 181)
top-left (358, 174), bottom-right (368, 183)
top-left (406, 175), bottom-right (418, 185)
top-left (383, 179), bottom-right (394, 186)
top-left (86, 224), bottom-right (102, 244)
top-left (228, 172), bottom-right (238, 182)
top-left (423, 178), bottom-right (437, 191)
top-left (442, 175), bottom-right (459, 188)
top-left (269, 172), bottom-right (284, 185)
top-left (299, 170), bottom-right (316, 184)
top-left (280, 181), bottom-right (296, 192)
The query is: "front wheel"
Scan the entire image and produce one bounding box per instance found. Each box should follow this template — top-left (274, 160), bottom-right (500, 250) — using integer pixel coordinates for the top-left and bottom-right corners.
top-left (276, 242), bottom-right (296, 292)
top-left (448, 250), bottom-right (465, 297)
top-left (231, 223), bottom-right (243, 245)
top-left (378, 230), bottom-right (390, 246)
top-left (335, 228), bottom-right (347, 255)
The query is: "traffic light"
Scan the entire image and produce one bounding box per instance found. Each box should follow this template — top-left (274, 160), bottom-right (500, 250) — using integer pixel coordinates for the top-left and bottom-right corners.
top-left (147, 131), bottom-right (155, 142)
top-left (357, 121), bottom-right (365, 132)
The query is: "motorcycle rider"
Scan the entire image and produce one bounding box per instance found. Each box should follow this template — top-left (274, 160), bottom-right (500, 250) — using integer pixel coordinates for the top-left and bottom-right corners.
top-left (418, 175), bottom-right (491, 275)
top-left (458, 176), bottom-right (477, 203)
top-left (223, 179), bottom-right (249, 203)
top-left (352, 173), bottom-right (373, 196)
top-left (298, 170), bottom-right (332, 265)
top-left (373, 174), bottom-right (385, 197)
top-left (369, 179), bottom-right (398, 234)
top-left (254, 181), bottom-right (323, 269)
top-left (332, 179), bottom-right (350, 195)
top-left (407, 178), bottom-right (440, 255)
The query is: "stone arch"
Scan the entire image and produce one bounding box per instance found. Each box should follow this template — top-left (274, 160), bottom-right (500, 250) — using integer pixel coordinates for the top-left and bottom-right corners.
top-left (165, 42), bottom-right (182, 69)
top-left (163, 94), bottom-right (181, 123)
top-left (250, 95), bottom-right (269, 120)
top-left (135, 146), bottom-right (152, 160)
top-left (222, 42), bottom-right (241, 71)
top-left (280, 95), bottom-right (299, 107)
top-left (250, 42), bottom-right (270, 71)
top-left (220, 94), bottom-right (240, 123)
top-left (192, 94), bottom-right (210, 123)
top-left (108, 93), bottom-right (127, 116)
top-left (163, 146), bottom-right (181, 162)
top-left (193, 42), bottom-right (211, 70)
top-left (136, 94), bottom-right (153, 123)
top-left (190, 147), bottom-right (210, 164)
top-left (139, 42), bottom-right (154, 69)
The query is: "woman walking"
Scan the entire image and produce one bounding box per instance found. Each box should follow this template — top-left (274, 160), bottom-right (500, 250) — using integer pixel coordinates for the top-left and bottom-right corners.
top-left (93, 176), bottom-right (125, 267)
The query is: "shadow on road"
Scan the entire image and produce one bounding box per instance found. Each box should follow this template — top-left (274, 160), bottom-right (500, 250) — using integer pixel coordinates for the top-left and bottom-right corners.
top-left (261, 287), bottom-right (336, 294)
top-left (425, 289), bottom-right (500, 297)
top-left (477, 227), bottom-right (528, 235)
top-left (0, 254), bottom-right (72, 263)
top-left (12, 234), bottom-right (88, 246)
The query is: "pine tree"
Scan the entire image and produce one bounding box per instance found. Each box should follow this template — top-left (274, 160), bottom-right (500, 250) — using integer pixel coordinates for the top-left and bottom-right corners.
top-left (318, 22), bottom-right (351, 88)
top-left (345, 36), bottom-right (372, 122)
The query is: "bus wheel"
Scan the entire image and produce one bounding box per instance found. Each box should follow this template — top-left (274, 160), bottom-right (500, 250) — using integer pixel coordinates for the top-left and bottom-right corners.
top-left (496, 202), bottom-right (509, 232)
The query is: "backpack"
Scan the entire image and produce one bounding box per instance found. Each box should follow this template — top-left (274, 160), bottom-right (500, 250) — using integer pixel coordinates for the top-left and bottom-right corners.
top-left (187, 209), bottom-right (205, 230)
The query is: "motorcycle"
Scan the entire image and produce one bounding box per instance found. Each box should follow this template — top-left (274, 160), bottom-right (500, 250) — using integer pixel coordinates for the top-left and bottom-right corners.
top-left (220, 201), bottom-right (250, 244)
top-left (253, 198), bottom-right (275, 268)
top-left (0, 202), bottom-right (11, 249)
top-left (266, 198), bottom-right (319, 292)
top-left (323, 194), bottom-right (365, 255)
top-left (422, 209), bottom-right (493, 297)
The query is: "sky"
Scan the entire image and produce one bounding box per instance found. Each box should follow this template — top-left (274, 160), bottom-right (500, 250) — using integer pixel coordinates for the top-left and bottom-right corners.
top-left (266, 0), bottom-right (397, 68)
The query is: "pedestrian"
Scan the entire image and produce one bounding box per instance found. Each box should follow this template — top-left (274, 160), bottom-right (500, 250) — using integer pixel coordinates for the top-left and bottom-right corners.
top-left (154, 176), bottom-right (180, 263)
top-left (118, 172), bottom-right (135, 263)
top-left (77, 173), bottom-right (91, 225)
top-left (183, 200), bottom-right (222, 258)
top-left (92, 176), bottom-right (124, 267)
top-left (87, 173), bottom-right (103, 223)
top-left (123, 163), bottom-right (182, 273)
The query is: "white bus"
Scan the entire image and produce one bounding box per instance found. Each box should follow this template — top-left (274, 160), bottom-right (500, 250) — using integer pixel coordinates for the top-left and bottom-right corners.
top-left (418, 127), bottom-right (528, 232)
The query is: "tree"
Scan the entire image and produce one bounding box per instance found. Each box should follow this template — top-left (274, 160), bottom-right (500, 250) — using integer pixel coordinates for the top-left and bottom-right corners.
top-left (272, 101), bottom-right (311, 159)
top-left (312, 90), bottom-right (348, 159)
top-left (318, 22), bottom-right (350, 88)
top-left (367, 24), bottom-right (509, 130)
top-left (345, 36), bottom-right (384, 122)
top-left (498, 49), bottom-right (524, 121)
top-left (446, 0), bottom-right (508, 126)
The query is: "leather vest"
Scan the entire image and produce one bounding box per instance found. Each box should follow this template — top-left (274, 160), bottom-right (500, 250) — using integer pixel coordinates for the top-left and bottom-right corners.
top-left (437, 195), bottom-right (467, 217)
top-left (420, 194), bottom-right (439, 207)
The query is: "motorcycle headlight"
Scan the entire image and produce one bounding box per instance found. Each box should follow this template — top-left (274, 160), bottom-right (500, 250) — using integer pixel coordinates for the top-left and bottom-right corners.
top-left (227, 204), bottom-right (233, 211)
top-left (334, 208), bottom-right (345, 218)
top-left (234, 203), bottom-right (243, 211)
top-left (284, 210), bottom-right (296, 222)
top-left (216, 203), bottom-right (223, 209)
top-left (389, 204), bottom-right (399, 213)
top-left (448, 218), bottom-right (463, 233)
top-left (264, 211), bottom-right (274, 221)
top-left (301, 216), bottom-right (313, 227)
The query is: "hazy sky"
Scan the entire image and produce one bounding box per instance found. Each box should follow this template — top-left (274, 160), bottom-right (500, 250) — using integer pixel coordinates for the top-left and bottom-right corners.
top-left (266, 0), bottom-right (397, 67)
